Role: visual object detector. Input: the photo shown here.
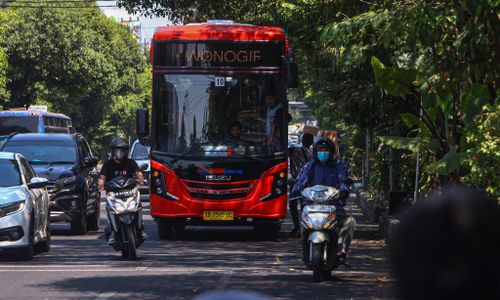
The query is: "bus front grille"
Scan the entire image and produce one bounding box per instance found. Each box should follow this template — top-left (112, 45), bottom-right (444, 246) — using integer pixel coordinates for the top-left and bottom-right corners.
top-left (182, 180), bottom-right (254, 200)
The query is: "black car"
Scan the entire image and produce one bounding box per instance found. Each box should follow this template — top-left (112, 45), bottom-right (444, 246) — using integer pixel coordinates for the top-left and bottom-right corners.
top-left (0, 133), bottom-right (100, 234)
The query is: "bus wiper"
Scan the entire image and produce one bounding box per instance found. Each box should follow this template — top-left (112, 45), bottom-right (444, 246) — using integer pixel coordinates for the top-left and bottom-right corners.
top-left (29, 160), bottom-right (47, 165)
top-left (49, 161), bottom-right (75, 165)
top-left (170, 147), bottom-right (206, 165)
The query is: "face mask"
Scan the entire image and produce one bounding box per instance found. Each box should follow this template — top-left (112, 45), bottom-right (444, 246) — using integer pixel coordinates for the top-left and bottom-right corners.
top-left (113, 149), bottom-right (127, 160)
top-left (316, 151), bottom-right (330, 162)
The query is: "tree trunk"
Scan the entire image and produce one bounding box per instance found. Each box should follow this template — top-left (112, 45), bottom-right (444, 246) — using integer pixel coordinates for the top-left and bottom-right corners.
top-left (364, 128), bottom-right (370, 187)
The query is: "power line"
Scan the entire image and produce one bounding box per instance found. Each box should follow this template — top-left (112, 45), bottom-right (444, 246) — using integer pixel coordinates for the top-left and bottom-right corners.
top-left (1, 5), bottom-right (119, 8)
top-left (7, 0), bottom-right (117, 2)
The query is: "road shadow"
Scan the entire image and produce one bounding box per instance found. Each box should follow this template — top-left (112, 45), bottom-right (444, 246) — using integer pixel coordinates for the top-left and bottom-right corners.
top-left (36, 272), bottom-right (396, 300)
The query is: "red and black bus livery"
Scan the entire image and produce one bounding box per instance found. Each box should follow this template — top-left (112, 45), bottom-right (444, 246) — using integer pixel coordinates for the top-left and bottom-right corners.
top-left (136, 20), bottom-right (298, 238)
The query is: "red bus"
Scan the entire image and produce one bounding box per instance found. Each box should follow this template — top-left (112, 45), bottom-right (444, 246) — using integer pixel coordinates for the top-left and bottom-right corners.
top-left (136, 20), bottom-right (298, 239)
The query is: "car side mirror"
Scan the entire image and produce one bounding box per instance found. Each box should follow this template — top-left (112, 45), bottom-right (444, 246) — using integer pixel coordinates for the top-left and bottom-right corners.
top-left (28, 177), bottom-right (48, 189)
top-left (84, 157), bottom-right (98, 167)
top-left (136, 108), bottom-right (149, 145)
top-left (140, 163), bottom-right (148, 171)
top-left (287, 61), bottom-right (299, 88)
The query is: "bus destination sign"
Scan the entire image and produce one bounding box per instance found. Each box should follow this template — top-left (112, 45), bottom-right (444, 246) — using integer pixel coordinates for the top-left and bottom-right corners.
top-left (154, 41), bottom-right (285, 68)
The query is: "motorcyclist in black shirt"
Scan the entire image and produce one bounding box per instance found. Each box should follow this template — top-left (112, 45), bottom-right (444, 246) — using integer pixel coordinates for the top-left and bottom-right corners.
top-left (98, 137), bottom-right (146, 244)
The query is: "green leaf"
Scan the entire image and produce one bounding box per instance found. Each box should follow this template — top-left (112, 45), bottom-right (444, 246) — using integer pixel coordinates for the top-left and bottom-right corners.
top-left (400, 113), bottom-right (432, 138)
top-left (461, 83), bottom-right (490, 123)
top-left (379, 136), bottom-right (427, 153)
top-left (427, 146), bottom-right (466, 175)
top-left (371, 56), bottom-right (417, 97)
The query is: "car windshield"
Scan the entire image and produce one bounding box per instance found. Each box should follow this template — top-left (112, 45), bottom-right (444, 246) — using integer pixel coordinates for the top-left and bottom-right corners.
top-left (153, 73), bottom-right (286, 159)
top-left (3, 140), bottom-right (77, 164)
top-left (131, 143), bottom-right (149, 160)
top-left (0, 116), bottom-right (40, 135)
top-left (0, 159), bottom-right (22, 187)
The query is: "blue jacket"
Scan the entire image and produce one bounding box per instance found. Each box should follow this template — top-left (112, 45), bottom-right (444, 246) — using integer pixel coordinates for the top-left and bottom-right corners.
top-left (291, 159), bottom-right (350, 206)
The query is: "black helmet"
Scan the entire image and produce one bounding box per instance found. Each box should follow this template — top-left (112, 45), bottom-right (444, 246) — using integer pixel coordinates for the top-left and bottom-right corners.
top-left (110, 137), bottom-right (129, 150)
top-left (110, 137), bottom-right (129, 161)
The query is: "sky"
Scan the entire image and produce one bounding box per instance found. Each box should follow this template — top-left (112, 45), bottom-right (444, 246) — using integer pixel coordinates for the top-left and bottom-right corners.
top-left (97, 1), bottom-right (172, 42)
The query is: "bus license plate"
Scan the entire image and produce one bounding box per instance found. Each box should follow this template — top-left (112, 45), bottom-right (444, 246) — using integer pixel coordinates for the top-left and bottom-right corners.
top-left (203, 211), bottom-right (234, 221)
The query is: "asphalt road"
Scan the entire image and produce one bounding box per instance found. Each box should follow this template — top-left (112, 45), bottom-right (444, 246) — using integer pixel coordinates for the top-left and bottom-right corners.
top-left (0, 196), bottom-right (395, 300)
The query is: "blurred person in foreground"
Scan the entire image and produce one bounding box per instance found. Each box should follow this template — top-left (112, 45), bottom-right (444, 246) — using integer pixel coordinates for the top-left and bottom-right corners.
top-left (390, 186), bottom-right (500, 300)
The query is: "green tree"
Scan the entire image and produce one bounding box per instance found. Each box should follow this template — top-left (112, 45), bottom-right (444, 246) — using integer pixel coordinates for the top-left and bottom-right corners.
top-left (1, 2), bottom-right (149, 157)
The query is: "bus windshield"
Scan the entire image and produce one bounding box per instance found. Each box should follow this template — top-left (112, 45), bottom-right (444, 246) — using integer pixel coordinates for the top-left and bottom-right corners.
top-left (153, 73), bottom-right (286, 158)
top-left (0, 116), bottom-right (40, 135)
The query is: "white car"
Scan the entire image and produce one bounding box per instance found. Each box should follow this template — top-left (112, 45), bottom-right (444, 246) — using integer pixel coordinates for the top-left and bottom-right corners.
top-left (130, 139), bottom-right (150, 194)
top-left (0, 152), bottom-right (50, 260)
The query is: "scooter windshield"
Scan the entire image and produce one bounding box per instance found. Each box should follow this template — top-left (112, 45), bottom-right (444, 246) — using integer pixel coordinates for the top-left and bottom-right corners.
top-left (301, 185), bottom-right (339, 203)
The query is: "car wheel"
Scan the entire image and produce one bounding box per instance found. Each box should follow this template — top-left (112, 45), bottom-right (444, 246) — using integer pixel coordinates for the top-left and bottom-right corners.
top-left (71, 213), bottom-right (87, 235)
top-left (86, 201), bottom-right (100, 231)
top-left (19, 215), bottom-right (34, 260)
top-left (37, 218), bottom-right (51, 253)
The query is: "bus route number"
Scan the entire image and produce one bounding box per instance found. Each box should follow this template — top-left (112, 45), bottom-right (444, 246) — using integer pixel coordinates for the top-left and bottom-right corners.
top-left (215, 77), bottom-right (225, 87)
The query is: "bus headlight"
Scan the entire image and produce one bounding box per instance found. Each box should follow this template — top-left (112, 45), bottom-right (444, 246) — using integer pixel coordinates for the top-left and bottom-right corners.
top-left (151, 168), bottom-right (178, 200)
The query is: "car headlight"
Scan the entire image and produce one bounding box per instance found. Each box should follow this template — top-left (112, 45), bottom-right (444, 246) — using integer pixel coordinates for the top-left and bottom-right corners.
top-left (57, 175), bottom-right (79, 186)
top-left (0, 200), bottom-right (26, 218)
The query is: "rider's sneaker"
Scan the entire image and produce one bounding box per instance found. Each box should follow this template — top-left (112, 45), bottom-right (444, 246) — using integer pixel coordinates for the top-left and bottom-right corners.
top-left (337, 251), bottom-right (347, 264)
top-left (107, 233), bottom-right (116, 245)
top-left (288, 227), bottom-right (300, 238)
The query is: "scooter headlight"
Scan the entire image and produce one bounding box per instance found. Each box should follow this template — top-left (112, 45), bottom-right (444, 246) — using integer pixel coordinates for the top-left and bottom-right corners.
top-left (322, 213), bottom-right (337, 229)
top-left (114, 201), bottom-right (126, 213)
top-left (106, 192), bottom-right (115, 201)
top-left (301, 213), bottom-right (314, 229)
top-left (127, 200), bottom-right (137, 210)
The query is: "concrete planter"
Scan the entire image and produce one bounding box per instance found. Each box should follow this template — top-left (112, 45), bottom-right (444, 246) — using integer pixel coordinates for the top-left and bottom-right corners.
top-left (356, 191), bottom-right (387, 224)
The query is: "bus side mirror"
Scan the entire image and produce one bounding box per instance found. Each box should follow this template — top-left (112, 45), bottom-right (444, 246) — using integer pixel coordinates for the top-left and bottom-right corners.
top-left (136, 108), bottom-right (149, 145)
top-left (287, 61), bottom-right (299, 88)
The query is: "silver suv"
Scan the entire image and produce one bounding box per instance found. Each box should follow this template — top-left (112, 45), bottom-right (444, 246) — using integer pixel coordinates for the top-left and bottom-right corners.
top-left (0, 152), bottom-right (50, 260)
top-left (130, 139), bottom-right (150, 194)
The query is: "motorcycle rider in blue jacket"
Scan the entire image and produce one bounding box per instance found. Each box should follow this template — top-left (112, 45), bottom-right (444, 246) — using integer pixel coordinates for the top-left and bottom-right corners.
top-left (291, 137), bottom-right (356, 262)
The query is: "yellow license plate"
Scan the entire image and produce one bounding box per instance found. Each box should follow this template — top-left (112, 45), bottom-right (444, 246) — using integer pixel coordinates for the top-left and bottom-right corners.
top-left (203, 211), bottom-right (234, 221)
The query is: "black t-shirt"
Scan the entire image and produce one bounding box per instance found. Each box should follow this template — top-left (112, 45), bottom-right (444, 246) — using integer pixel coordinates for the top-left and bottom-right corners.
top-left (100, 159), bottom-right (140, 181)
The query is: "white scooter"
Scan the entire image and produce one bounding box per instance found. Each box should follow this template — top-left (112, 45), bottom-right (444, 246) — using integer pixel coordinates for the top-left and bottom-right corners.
top-left (300, 185), bottom-right (344, 282)
top-left (105, 176), bottom-right (145, 260)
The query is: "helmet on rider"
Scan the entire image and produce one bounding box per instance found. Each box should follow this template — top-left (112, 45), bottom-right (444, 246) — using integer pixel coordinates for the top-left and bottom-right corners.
top-left (313, 137), bottom-right (335, 164)
top-left (110, 137), bottom-right (129, 162)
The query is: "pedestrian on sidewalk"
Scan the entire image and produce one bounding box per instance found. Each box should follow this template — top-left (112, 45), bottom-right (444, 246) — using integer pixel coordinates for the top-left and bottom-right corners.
top-left (291, 137), bottom-right (356, 263)
top-left (288, 132), bottom-right (314, 237)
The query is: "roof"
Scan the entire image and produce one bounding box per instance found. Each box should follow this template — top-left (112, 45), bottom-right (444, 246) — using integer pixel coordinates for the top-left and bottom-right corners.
top-left (0, 110), bottom-right (71, 119)
top-left (0, 152), bottom-right (16, 160)
top-left (5, 133), bottom-right (76, 142)
top-left (153, 23), bottom-right (286, 42)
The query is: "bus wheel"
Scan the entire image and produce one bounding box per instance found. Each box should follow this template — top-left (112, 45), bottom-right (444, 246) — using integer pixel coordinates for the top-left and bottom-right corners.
top-left (254, 222), bottom-right (281, 240)
top-left (157, 218), bottom-right (174, 240)
top-left (157, 218), bottom-right (185, 240)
